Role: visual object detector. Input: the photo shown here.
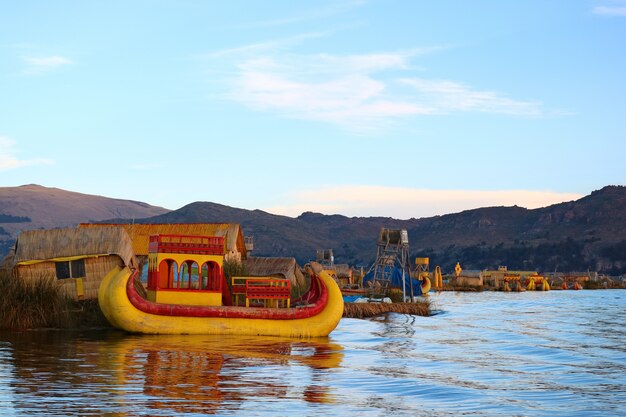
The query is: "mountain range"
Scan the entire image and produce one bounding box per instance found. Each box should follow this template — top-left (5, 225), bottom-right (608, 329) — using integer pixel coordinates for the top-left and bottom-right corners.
top-left (0, 184), bottom-right (169, 256)
top-left (1, 184), bottom-right (625, 274)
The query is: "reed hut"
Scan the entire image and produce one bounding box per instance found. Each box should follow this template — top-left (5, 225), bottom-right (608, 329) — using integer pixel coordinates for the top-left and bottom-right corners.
top-left (320, 263), bottom-right (354, 288)
top-left (10, 226), bottom-right (135, 300)
top-left (243, 257), bottom-right (307, 290)
top-left (450, 270), bottom-right (483, 287)
top-left (563, 272), bottom-right (593, 284)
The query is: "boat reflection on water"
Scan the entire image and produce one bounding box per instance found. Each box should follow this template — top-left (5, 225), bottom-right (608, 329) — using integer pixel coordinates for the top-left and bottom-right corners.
top-left (2, 331), bottom-right (343, 416)
top-left (105, 333), bottom-right (343, 415)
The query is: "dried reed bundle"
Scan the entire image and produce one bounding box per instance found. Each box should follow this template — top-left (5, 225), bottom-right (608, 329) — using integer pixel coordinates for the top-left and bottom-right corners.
top-left (343, 301), bottom-right (430, 319)
top-left (14, 226), bottom-right (135, 266)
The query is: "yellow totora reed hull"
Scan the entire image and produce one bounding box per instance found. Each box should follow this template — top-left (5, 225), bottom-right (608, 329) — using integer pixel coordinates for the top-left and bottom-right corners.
top-left (98, 266), bottom-right (344, 337)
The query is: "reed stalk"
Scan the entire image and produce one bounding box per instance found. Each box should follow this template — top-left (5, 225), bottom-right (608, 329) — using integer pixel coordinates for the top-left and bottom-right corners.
top-left (0, 270), bottom-right (108, 330)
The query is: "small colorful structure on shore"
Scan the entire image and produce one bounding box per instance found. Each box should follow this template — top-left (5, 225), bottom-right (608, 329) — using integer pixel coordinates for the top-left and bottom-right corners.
top-left (561, 278), bottom-right (583, 290)
top-left (98, 234), bottom-right (343, 337)
top-left (526, 274), bottom-right (550, 291)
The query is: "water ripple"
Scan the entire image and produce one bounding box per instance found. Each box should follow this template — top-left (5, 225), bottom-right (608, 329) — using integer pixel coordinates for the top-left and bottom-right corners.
top-left (1, 290), bottom-right (625, 416)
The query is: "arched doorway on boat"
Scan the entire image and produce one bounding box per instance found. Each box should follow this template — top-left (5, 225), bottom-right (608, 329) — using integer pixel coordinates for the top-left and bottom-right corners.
top-left (155, 259), bottom-right (179, 289)
top-left (180, 261), bottom-right (200, 289)
top-left (201, 261), bottom-right (221, 291)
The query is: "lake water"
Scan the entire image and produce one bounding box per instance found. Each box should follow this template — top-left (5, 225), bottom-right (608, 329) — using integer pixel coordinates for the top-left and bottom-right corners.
top-left (1, 290), bottom-right (625, 416)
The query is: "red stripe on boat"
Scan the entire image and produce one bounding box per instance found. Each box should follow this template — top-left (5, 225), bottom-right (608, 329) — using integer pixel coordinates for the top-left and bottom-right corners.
top-left (125, 269), bottom-right (329, 320)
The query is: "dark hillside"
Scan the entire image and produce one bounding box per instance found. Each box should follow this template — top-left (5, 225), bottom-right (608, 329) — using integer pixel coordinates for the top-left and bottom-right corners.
top-left (3, 184), bottom-right (626, 274)
top-left (133, 186), bottom-right (626, 274)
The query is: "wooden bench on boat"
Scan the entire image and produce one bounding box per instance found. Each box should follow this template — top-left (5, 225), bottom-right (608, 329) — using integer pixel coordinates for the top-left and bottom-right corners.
top-left (245, 278), bottom-right (291, 308)
top-left (231, 276), bottom-right (276, 306)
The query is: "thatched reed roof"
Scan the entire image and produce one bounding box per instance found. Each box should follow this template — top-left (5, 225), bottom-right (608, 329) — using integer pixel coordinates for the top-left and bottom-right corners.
top-left (13, 226), bottom-right (135, 266)
top-left (458, 270), bottom-right (482, 278)
top-left (244, 257), bottom-right (306, 288)
top-left (334, 264), bottom-right (352, 277)
top-left (79, 223), bottom-right (246, 258)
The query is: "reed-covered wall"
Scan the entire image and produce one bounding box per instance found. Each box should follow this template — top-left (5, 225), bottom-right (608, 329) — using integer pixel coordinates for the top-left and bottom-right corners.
top-left (15, 255), bottom-right (125, 300)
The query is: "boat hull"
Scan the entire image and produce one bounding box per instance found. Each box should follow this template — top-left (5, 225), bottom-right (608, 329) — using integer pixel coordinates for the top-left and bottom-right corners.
top-left (98, 266), bottom-right (344, 337)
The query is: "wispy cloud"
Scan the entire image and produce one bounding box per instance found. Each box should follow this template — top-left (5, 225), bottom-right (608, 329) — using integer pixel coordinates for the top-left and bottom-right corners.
top-left (400, 78), bottom-right (542, 116)
top-left (204, 22), bottom-right (543, 132)
top-left (215, 48), bottom-right (543, 131)
top-left (593, 1), bottom-right (626, 16)
top-left (228, 52), bottom-right (436, 132)
top-left (0, 136), bottom-right (54, 170)
top-left (22, 55), bottom-right (72, 73)
top-left (263, 186), bottom-right (582, 219)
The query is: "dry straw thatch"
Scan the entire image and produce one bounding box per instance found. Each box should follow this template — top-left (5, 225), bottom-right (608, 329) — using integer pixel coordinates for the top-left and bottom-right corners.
top-left (14, 226), bottom-right (135, 266)
top-left (334, 264), bottom-right (352, 278)
top-left (343, 301), bottom-right (430, 318)
top-left (244, 257), bottom-right (307, 289)
top-left (80, 223), bottom-right (247, 259)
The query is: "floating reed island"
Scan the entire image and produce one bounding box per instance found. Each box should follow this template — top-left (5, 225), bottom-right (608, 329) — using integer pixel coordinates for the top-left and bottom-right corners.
top-left (342, 300), bottom-right (430, 319)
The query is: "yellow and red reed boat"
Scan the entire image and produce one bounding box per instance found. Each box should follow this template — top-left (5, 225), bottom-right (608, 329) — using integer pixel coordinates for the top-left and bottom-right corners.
top-left (98, 234), bottom-right (343, 337)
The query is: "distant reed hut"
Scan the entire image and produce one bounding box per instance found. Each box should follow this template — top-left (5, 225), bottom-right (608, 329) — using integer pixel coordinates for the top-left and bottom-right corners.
top-left (450, 270), bottom-right (483, 287)
top-left (244, 257), bottom-right (307, 290)
top-left (326, 264), bottom-right (354, 287)
top-left (544, 271), bottom-right (595, 289)
top-left (7, 226), bottom-right (135, 300)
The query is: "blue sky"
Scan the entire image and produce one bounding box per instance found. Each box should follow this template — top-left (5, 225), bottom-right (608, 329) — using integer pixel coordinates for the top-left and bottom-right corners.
top-left (1, 0), bottom-right (625, 219)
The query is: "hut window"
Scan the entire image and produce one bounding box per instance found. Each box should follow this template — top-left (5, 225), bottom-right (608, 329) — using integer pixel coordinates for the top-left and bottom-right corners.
top-left (71, 260), bottom-right (85, 277)
top-left (55, 259), bottom-right (86, 279)
top-left (55, 262), bottom-right (70, 279)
